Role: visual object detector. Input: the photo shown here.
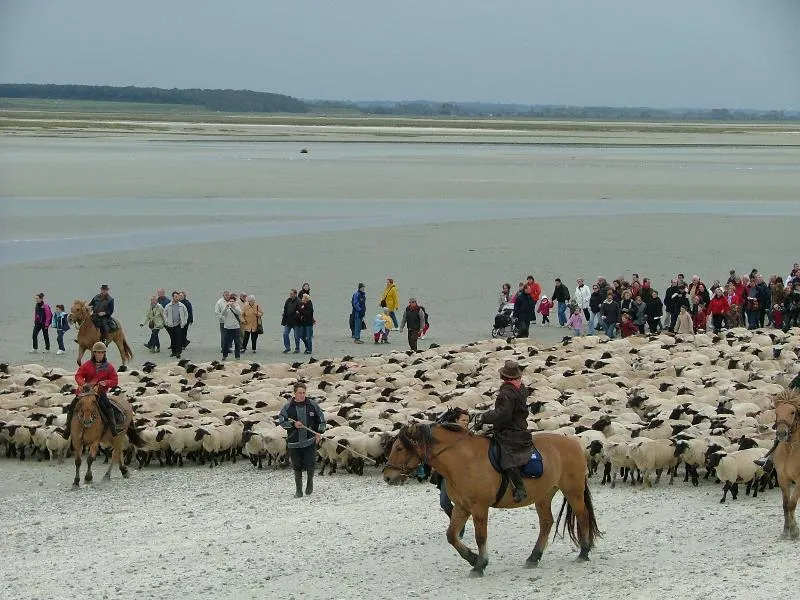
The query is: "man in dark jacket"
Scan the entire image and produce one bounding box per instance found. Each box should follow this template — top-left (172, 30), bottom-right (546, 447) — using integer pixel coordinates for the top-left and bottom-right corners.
top-left (399, 298), bottom-right (427, 352)
top-left (282, 289), bottom-right (301, 354)
top-left (278, 382), bottom-right (326, 497)
top-left (667, 286), bottom-right (690, 333)
top-left (551, 278), bottom-right (571, 327)
top-left (179, 291), bottom-right (193, 349)
top-left (754, 274), bottom-right (770, 328)
top-left (89, 284), bottom-right (114, 343)
top-left (476, 360), bottom-right (532, 503)
top-left (513, 287), bottom-right (535, 338)
top-left (351, 283), bottom-right (367, 343)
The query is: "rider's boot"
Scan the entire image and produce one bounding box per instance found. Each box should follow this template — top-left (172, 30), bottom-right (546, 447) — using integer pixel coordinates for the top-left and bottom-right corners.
top-left (505, 467), bottom-right (527, 503)
top-left (97, 395), bottom-right (122, 436)
top-left (754, 439), bottom-right (780, 470)
top-left (61, 397), bottom-right (78, 439)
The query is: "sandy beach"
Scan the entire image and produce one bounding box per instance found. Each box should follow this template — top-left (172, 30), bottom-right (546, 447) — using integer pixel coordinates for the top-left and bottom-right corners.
top-left (1, 128), bottom-right (799, 366)
top-left (1, 124), bottom-right (799, 599)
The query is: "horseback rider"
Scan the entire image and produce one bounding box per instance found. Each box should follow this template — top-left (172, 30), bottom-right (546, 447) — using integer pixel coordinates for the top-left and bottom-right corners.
top-left (474, 360), bottom-right (532, 503)
top-left (89, 284), bottom-right (114, 344)
top-left (61, 342), bottom-right (122, 439)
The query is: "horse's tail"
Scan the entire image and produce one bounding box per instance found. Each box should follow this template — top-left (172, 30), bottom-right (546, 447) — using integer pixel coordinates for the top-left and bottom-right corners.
top-left (555, 479), bottom-right (602, 549)
top-left (122, 338), bottom-right (133, 363)
top-left (126, 426), bottom-right (146, 448)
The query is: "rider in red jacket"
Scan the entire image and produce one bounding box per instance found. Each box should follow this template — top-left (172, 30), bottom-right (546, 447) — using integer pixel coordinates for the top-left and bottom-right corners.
top-left (62, 341), bottom-right (121, 438)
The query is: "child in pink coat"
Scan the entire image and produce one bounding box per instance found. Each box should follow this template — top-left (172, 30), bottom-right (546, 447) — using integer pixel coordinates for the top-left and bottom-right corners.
top-left (537, 295), bottom-right (554, 325)
top-left (566, 306), bottom-right (584, 336)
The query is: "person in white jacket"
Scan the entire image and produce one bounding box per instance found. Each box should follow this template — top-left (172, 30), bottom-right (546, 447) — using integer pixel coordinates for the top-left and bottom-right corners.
top-left (163, 291), bottom-right (189, 358)
top-left (214, 291), bottom-right (231, 354)
top-left (574, 278), bottom-right (592, 331)
top-left (220, 296), bottom-right (243, 360)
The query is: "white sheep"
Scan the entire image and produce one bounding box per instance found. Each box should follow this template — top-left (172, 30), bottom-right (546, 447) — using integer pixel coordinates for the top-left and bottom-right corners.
top-left (707, 447), bottom-right (768, 503)
top-left (627, 438), bottom-right (680, 487)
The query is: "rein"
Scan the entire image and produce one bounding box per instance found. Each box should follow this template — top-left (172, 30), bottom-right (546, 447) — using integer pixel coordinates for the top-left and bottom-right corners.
top-left (383, 425), bottom-right (461, 477)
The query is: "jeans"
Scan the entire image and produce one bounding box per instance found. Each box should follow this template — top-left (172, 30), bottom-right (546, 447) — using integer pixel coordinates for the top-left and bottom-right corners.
top-left (352, 311), bottom-right (364, 340)
top-left (32, 324), bottom-right (50, 350)
top-left (222, 327), bottom-right (241, 358)
top-left (588, 311), bottom-right (600, 334)
top-left (389, 311), bottom-right (398, 329)
top-left (746, 311), bottom-right (759, 330)
top-left (557, 301), bottom-right (568, 326)
top-left (283, 325), bottom-right (300, 351)
top-left (56, 329), bottom-right (65, 351)
top-left (147, 327), bottom-right (161, 350)
top-left (603, 320), bottom-right (617, 339)
top-left (299, 325), bottom-right (313, 352)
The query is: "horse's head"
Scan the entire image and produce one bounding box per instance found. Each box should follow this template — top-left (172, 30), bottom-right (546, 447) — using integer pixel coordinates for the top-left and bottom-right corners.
top-left (75, 388), bottom-right (100, 430)
top-left (70, 300), bottom-right (91, 324)
top-left (774, 389), bottom-right (800, 442)
top-left (383, 423), bottom-right (434, 485)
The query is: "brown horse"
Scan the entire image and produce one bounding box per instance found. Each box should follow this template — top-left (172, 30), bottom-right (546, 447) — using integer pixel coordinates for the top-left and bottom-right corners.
top-left (384, 423), bottom-right (601, 576)
top-left (69, 300), bottom-right (133, 366)
top-left (71, 387), bottom-right (143, 486)
top-left (773, 389), bottom-right (800, 540)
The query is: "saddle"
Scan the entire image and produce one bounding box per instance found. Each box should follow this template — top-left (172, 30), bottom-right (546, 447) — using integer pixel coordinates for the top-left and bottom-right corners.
top-left (487, 437), bottom-right (543, 506)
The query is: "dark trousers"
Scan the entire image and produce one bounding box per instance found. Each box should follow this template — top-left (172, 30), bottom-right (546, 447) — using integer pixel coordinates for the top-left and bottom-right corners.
top-left (56, 329), bottom-right (65, 351)
top-left (289, 445), bottom-right (316, 470)
top-left (712, 314), bottom-right (725, 333)
top-left (517, 320), bottom-right (530, 338)
top-left (242, 331), bottom-right (259, 351)
top-left (166, 325), bottom-right (184, 356)
top-left (637, 324), bottom-right (646, 334)
top-left (182, 324), bottom-right (190, 347)
top-left (147, 327), bottom-right (161, 350)
top-left (219, 323), bottom-right (226, 353)
top-left (407, 328), bottom-right (420, 351)
top-left (542, 315), bottom-right (550, 324)
top-left (647, 317), bottom-right (661, 334)
top-left (222, 327), bottom-right (241, 359)
top-left (582, 308), bottom-right (590, 322)
top-left (32, 324), bottom-right (50, 350)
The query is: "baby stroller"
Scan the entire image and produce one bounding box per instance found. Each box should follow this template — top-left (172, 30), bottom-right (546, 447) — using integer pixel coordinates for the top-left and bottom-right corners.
top-left (491, 302), bottom-right (518, 338)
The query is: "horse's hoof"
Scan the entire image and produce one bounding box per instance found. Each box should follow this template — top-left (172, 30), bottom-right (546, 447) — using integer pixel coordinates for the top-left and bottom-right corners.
top-left (121, 470), bottom-right (130, 479)
top-left (525, 559), bottom-right (540, 568)
top-left (102, 474), bottom-right (111, 481)
top-left (72, 481), bottom-right (79, 488)
top-left (469, 568), bottom-right (485, 578)
top-left (577, 555), bottom-right (590, 562)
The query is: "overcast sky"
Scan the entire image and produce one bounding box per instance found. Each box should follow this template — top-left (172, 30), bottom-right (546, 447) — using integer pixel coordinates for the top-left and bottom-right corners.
top-left (1, 0), bottom-right (798, 110)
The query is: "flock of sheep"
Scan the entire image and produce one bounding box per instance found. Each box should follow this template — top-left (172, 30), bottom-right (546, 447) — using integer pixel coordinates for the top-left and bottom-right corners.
top-left (1, 326), bottom-right (798, 504)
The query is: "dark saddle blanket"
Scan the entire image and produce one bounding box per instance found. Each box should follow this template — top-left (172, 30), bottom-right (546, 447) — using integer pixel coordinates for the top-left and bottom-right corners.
top-left (489, 438), bottom-right (544, 479)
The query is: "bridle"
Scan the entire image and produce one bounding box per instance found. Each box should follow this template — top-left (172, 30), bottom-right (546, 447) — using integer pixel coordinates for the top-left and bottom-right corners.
top-left (775, 411), bottom-right (799, 442)
top-left (382, 425), bottom-right (458, 478)
top-left (77, 389), bottom-right (98, 429)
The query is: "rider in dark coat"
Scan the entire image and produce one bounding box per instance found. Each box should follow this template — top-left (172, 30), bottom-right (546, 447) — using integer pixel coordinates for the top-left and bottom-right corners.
top-left (477, 360), bottom-right (532, 503)
top-left (89, 284), bottom-right (114, 343)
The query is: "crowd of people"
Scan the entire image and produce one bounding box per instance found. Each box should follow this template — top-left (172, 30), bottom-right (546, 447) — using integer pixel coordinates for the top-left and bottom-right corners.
top-left (499, 262), bottom-right (800, 340)
top-left (29, 277), bottom-right (436, 360)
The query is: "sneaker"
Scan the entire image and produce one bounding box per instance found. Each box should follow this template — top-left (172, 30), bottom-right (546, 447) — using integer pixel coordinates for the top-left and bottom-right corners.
top-left (143, 343), bottom-right (152, 349)
top-left (42, 349), bottom-right (50, 353)
top-left (354, 339), bottom-right (364, 344)
top-left (29, 349), bottom-right (38, 353)
top-left (304, 350), bottom-right (312, 354)
top-left (183, 340), bottom-right (190, 347)
top-left (419, 335), bottom-right (425, 340)
top-left (374, 340), bottom-right (380, 345)
top-left (282, 349), bottom-right (290, 354)
top-left (293, 349), bottom-right (300, 354)
top-left (56, 350), bottom-right (64, 355)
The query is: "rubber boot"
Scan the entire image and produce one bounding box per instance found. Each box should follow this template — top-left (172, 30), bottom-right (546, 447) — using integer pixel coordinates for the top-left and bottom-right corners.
top-left (754, 439), bottom-right (780, 470)
top-left (505, 467), bottom-right (527, 503)
top-left (61, 398), bottom-right (78, 439)
top-left (305, 468), bottom-right (314, 496)
top-left (294, 470), bottom-right (304, 498)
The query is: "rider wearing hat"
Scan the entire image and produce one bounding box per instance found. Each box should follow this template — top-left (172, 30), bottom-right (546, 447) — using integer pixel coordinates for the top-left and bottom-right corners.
top-left (61, 341), bottom-right (121, 438)
top-left (475, 360), bottom-right (532, 503)
top-left (89, 284), bottom-right (115, 344)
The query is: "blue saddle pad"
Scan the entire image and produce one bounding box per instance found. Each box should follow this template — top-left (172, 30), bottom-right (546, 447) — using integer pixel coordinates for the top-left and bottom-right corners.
top-left (488, 439), bottom-right (544, 479)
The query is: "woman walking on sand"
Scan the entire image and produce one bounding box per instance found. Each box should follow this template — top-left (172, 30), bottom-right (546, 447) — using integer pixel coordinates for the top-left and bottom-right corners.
top-left (380, 278), bottom-right (400, 328)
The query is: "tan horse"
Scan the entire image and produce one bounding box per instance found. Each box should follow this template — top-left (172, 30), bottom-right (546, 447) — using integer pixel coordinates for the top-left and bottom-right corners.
top-left (69, 300), bottom-right (133, 366)
top-left (773, 389), bottom-right (800, 540)
top-left (71, 387), bottom-right (143, 486)
top-left (384, 423), bottom-right (601, 576)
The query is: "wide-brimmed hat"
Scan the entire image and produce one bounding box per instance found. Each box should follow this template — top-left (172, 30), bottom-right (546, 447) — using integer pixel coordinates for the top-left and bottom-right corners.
top-left (92, 342), bottom-right (107, 352)
top-left (498, 360), bottom-right (523, 380)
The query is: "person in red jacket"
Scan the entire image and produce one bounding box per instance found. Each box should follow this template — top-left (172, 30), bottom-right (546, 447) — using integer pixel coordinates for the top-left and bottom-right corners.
top-left (708, 287), bottom-right (730, 334)
top-left (62, 342), bottom-right (121, 438)
top-left (619, 311), bottom-right (639, 338)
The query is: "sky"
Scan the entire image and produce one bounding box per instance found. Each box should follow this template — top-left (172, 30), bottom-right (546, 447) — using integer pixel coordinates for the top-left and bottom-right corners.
top-left (1, 0), bottom-right (799, 110)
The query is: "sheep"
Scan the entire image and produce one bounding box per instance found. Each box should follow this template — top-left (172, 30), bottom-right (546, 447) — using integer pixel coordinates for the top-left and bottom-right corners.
top-left (673, 437), bottom-right (709, 486)
top-left (45, 427), bottom-right (70, 463)
top-left (194, 425), bottom-right (222, 467)
top-left (706, 447), bottom-right (768, 503)
top-left (627, 438), bottom-right (680, 487)
top-left (601, 439), bottom-right (639, 488)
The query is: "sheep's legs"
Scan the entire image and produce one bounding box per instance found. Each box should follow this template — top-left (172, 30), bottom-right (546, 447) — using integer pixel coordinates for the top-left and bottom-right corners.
top-left (720, 482), bottom-right (732, 503)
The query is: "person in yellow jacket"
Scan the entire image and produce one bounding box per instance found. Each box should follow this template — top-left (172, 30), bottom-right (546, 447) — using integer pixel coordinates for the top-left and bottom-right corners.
top-left (379, 277), bottom-right (400, 328)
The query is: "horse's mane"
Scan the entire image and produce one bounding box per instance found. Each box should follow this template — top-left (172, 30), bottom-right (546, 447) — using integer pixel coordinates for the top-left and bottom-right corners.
top-left (774, 389), bottom-right (800, 410)
top-left (398, 422), bottom-right (469, 450)
top-left (438, 422), bottom-right (469, 434)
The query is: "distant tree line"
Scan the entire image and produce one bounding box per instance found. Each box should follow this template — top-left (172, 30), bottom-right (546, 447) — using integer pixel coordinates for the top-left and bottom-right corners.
top-left (1, 83), bottom-right (797, 121)
top-left (0, 83), bottom-right (307, 113)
